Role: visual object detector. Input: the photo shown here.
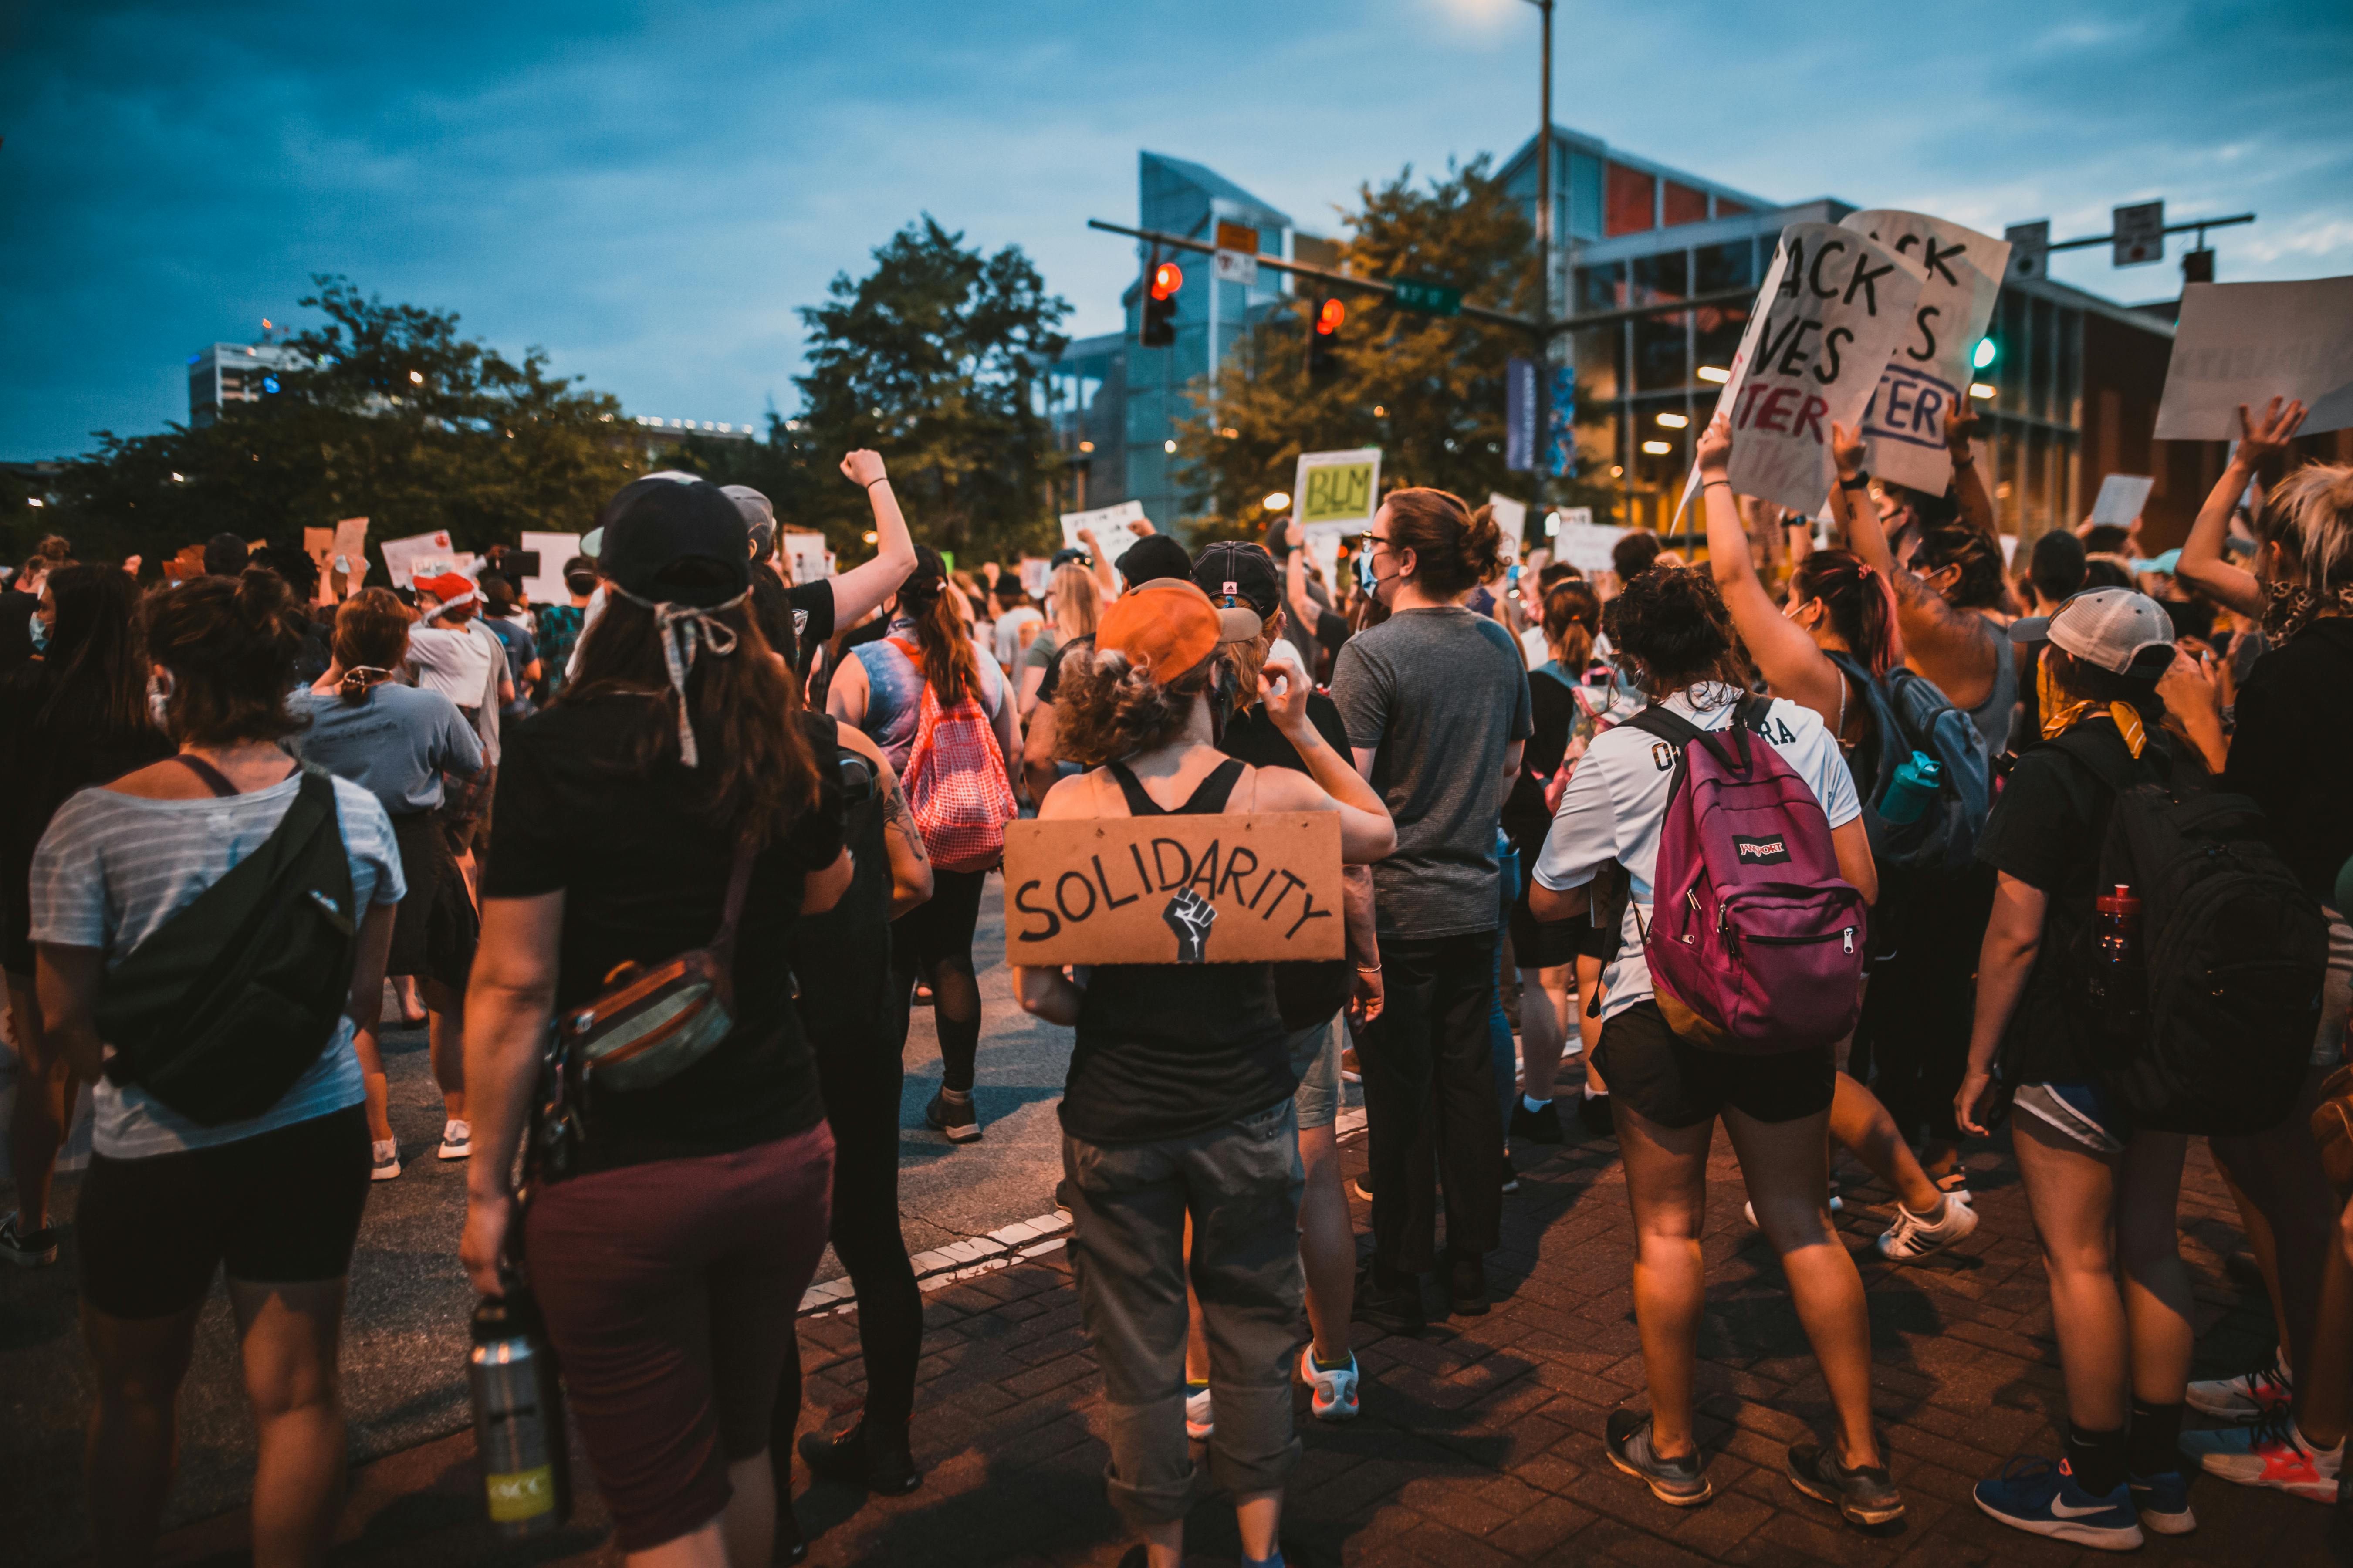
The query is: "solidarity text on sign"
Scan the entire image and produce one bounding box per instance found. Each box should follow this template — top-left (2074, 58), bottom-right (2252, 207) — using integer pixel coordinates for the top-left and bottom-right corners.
top-left (1719, 223), bottom-right (1924, 517)
top-left (1002, 813), bottom-right (1345, 967)
top-left (1839, 210), bottom-right (2008, 494)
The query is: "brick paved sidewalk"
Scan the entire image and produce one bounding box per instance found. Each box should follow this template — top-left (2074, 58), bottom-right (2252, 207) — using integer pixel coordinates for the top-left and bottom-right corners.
top-left (147, 1119), bottom-right (2345, 1567)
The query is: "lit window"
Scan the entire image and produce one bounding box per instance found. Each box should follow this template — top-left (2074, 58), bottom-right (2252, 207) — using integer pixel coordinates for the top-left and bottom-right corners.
top-left (1969, 383), bottom-right (1997, 401)
top-left (1641, 439), bottom-right (1673, 455)
top-left (1655, 412), bottom-right (1689, 429)
top-left (1696, 365), bottom-right (1731, 384)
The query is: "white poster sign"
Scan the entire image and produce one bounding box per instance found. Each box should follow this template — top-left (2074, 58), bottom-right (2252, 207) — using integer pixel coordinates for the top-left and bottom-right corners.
top-left (2154, 277), bottom-right (2353, 439)
top-left (1060, 500), bottom-right (1151, 562)
top-left (781, 532), bottom-right (832, 585)
top-left (1839, 210), bottom-right (2011, 494)
top-left (1302, 529), bottom-right (1343, 594)
top-left (380, 529), bottom-right (459, 589)
top-left (1018, 555), bottom-right (1050, 598)
top-left (1293, 448), bottom-right (1383, 534)
top-left (519, 531), bottom-right (581, 603)
top-left (1720, 223), bottom-right (1926, 517)
top-left (1213, 249), bottom-right (1259, 289)
top-left (1553, 522), bottom-right (1629, 575)
top-left (2089, 474), bottom-right (2156, 528)
top-left (1487, 494), bottom-right (1528, 556)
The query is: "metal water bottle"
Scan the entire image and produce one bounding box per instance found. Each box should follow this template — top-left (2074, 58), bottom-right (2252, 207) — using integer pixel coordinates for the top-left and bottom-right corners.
top-left (467, 1288), bottom-right (571, 1538)
top-left (1876, 750), bottom-right (1944, 826)
top-left (2089, 883), bottom-right (2145, 1028)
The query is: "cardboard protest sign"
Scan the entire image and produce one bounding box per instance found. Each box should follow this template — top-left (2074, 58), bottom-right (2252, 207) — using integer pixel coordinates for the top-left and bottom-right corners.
top-left (1487, 494), bottom-right (1528, 557)
top-left (1060, 500), bottom-right (1150, 564)
top-left (1294, 449), bottom-right (1382, 535)
top-left (2090, 474), bottom-right (2155, 528)
top-left (1839, 211), bottom-right (2009, 494)
top-left (1719, 224), bottom-right (1924, 517)
top-left (302, 527), bottom-right (336, 603)
top-left (2154, 277), bottom-right (2353, 439)
top-left (1002, 813), bottom-right (1345, 967)
top-left (379, 529), bottom-right (459, 588)
top-left (518, 531), bottom-right (581, 602)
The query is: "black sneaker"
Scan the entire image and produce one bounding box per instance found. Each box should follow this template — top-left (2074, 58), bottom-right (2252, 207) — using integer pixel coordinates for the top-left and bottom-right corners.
top-left (1352, 1263), bottom-right (1424, 1335)
top-left (924, 1090), bottom-right (981, 1143)
top-left (1509, 1098), bottom-right (1565, 1144)
top-left (0, 1212), bottom-right (57, 1268)
top-left (799, 1421), bottom-right (921, 1495)
top-left (1575, 1091), bottom-right (1615, 1138)
top-left (1787, 1440), bottom-right (1906, 1527)
top-left (1448, 1253), bottom-right (1488, 1316)
top-left (1606, 1409), bottom-right (1711, 1506)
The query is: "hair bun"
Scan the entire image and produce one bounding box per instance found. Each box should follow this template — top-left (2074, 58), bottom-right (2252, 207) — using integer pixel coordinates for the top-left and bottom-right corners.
top-left (1462, 505), bottom-right (1504, 582)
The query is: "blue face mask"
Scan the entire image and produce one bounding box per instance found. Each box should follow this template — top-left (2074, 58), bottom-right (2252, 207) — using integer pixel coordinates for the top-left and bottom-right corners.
top-left (29, 616), bottom-right (50, 653)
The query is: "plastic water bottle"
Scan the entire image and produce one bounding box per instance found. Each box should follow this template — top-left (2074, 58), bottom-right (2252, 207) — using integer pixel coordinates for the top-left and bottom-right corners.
top-left (2089, 884), bottom-right (2144, 1018)
top-left (1876, 750), bottom-right (1944, 825)
top-left (468, 1289), bottom-right (571, 1538)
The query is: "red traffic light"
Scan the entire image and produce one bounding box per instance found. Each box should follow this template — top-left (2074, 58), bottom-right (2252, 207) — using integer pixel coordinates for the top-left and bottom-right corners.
top-left (1316, 297), bottom-right (1346, 335)
top-left (1151, 262), bottom-right (1183, 300)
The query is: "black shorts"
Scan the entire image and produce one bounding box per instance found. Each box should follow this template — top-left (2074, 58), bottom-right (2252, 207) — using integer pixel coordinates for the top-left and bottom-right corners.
top-left (1592, 1001), bottom-right (1836, 1130)
top-left (78, 1106), bottom-right (371, 1319)
top-left (1507, 883), bottom-right (1582, 970)
top-left (388, 811), bottom-right (479, 988)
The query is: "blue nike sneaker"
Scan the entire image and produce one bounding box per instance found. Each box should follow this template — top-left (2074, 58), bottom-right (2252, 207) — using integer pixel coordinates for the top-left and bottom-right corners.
top-left (1973, 1457), bottom-right (2143, 1550)
top-left (2128, 1468), bottom-right (2196, 1535)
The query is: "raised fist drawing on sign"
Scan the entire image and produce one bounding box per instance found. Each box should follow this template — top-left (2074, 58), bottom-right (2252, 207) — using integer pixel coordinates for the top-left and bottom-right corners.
top-left (1162, 888), bottom-right (1216, 963)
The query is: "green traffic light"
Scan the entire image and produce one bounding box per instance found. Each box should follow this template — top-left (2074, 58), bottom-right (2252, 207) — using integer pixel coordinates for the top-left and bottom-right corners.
top-left (1973, 337), bottom-right (1998, 370)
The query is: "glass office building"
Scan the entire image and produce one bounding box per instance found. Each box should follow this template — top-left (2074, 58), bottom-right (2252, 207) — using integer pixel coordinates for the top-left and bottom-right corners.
top-left (1499, 126), bottom-right (2201, 541)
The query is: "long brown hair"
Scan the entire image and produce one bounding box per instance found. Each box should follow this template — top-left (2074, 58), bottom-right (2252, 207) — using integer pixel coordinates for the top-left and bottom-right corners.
top-left (144, 569), bottom-right (309, 746)
top-left (331, 588), bottom-right (413, 703)
top-left (1790, 549), bottom-right (1900, 677)
top-left (565, 594), bottom-right (819, 846)
top-left (32, 564), bottom-right (154, 736)
top-left (898, 545), bottom-right (983, 705)
top-left (1541, 580), bottom-right (1600, 669)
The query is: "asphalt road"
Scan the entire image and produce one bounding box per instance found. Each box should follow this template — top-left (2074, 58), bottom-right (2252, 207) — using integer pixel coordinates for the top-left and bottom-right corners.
top-left (1, 874), bottom-right (1095, 1565)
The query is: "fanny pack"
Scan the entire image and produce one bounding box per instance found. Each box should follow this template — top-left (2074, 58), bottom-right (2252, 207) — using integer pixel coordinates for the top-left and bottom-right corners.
top-left (558, 843), bottom-right (754, 1092)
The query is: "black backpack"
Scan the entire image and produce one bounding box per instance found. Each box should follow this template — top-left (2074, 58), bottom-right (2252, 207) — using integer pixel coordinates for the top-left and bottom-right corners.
top-left (2046, 727), bottom-right (2326, 1136)
top-left (96, 764), bottom-right (362, 1126)
top-left (1824, 650), bottom-right (1991, 874)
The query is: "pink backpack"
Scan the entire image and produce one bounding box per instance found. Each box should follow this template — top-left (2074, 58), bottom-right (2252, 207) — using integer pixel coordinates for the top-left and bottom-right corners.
top-left (892, 639), bottom-right (1017, 874)
top-left (1623, 696), bottom-right (1868, 1054)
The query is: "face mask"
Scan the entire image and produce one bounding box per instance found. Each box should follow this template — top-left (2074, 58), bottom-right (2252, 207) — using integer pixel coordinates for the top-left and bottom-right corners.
top-left (29, 616), bottom-right (50, 653)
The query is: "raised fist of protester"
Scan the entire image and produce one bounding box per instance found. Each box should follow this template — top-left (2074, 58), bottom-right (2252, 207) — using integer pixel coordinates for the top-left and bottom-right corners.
top-left (1284, 514), bottom-right (1305, 551)
top-left (841, 449), bottom-right (889, 487)
top-left (2234, 397), bottom-right (2309, 471)
top-left (1695, 411), bottom-right (1733, 480)
top-left (1943, 397), bottom-right (1983, 457)
top-left (1831, 421), bottom-right (1867, 481)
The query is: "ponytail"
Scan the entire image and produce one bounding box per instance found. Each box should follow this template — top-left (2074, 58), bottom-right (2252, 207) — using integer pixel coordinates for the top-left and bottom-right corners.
top-left (899, 545), bottom-right (983, 705)
top-left (1791, 549), bottom-right (1900, 678)
top-left (1542, 579), bottom-right (1601, 669)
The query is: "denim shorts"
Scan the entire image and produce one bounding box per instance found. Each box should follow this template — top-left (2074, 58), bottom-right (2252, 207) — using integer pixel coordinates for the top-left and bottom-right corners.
top-left (1288, 1016), bottom-right (1343, 1132)
top-left (2015, 1080), bottom-right (2130, 1156)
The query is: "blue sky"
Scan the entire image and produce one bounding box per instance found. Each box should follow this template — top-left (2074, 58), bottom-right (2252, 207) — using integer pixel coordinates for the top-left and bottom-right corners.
top-left (6, 0), bottom-right (2349, 461)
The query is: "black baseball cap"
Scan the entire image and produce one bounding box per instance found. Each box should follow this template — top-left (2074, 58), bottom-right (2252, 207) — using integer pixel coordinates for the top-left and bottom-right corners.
top-left (592, 476), bottom-right (753, 608)
top-left (1116, 534), bottom-right (1194, 588)
top-left (1192, 539), bottom-right (1281, 623)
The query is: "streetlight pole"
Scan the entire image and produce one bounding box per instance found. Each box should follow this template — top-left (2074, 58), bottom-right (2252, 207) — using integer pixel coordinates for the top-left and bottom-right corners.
top-left (1527, 0), bottom-right (1554, 518)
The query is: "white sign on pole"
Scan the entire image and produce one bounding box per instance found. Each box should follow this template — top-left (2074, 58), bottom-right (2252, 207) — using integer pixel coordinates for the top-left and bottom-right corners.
top-left (1302, 528), bottom-right (1343, 595)
top-left (1839, 211), bottom-right (2011, 496)
top-left (1487, 494), bottom-right (1528, 557)
top-left (1059, 500), bottom-right (1151, 563)
top-left (1716, 223), bottom-right (1926, 517)
top-left (1213, 249), bottom-right (1259, 289)
top-left (2153, 276), bottom-right (2353, 439)
top-left (781, 532), bottom-right (832, 585)
top-left (380, 529), bottom-right (458, 589)
top-left (2005, 220), bottom-right (2051, 282)
top-left (1293, 449), bottom-right (1383, 536)
top-left (2114, 201), bottom-right (2165, 267)
top-left (1552, 521), bottom-right (1628, 575)
top-left (519, 531), bottom-right (581, 603)
top-left (2089, 474), bottom-right (2156, 528)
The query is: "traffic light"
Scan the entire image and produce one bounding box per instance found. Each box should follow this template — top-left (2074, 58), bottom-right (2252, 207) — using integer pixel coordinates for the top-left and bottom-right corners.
top-left (1972, 335), bottom-right (1998, 370)
top-left (1308, 295), bottom-right (1345, 380)
top-left (1141, 256), bottom-right (1181, 348)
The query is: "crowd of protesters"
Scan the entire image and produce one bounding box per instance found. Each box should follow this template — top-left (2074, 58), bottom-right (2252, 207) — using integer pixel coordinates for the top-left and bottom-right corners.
top-left (3, 376), bottom-right (2352, 1568)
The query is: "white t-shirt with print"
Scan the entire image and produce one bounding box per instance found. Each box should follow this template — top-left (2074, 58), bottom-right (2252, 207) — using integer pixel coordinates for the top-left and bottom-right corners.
top-left (30, 773), bottom-right (406, 1158)
top-left (1532, 686), bottom-right (1861, 1023)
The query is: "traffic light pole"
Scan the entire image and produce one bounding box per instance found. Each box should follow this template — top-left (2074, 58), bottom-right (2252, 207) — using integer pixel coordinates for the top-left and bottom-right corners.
top-left (1528, 0), bottom-right (1553, 517)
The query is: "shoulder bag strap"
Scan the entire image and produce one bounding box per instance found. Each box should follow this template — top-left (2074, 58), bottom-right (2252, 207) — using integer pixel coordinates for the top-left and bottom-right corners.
top-left (173, 754), bottom-right (242, 796)
top-left (710, 839), bottom-right (758, 956)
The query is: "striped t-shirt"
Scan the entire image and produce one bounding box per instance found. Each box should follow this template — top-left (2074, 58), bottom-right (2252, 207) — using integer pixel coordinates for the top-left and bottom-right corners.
top-left (30, 770), bottom-right (405, 1159)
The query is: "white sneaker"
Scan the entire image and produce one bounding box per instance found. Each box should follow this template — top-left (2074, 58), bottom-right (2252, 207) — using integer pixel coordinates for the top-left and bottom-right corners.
top-left (2187, 1350), bottom-right (2294, 1420)
top-left (1184, 1384), bottom-right (1214, 1441)
top-left (1299, 1345), bottom-right (1361, 1422)
top-left (438, 1119), bottom-right (472, 1160)
top-left (2180, 1409), bottom-right (2343, 1500)
top-left (370, 1139), bottom-right (402, 1182)
top-left (1875, 1195), bottom-right (1980, 1261)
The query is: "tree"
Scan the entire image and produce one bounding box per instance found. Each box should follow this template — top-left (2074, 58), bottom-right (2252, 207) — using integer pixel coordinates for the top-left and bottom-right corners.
top-left (1173, 157), bottom-right (1567, 542)
top-left (40, 276), bottom-right (639, 574)
top-left (788, 217), bottom-right (1070, 563)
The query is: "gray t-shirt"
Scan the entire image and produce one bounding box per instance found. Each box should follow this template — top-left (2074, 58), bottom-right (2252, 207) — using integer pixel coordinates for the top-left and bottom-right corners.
top-left (288, 684), bottom-right (483, 815)
top-left (1330, 605), bottom-right (1533, 939)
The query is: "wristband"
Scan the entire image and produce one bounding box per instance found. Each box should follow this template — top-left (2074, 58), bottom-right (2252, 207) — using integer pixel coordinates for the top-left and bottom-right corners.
top-left (866, 476), bottom-right (890, 490)
top-left (1701, 478), bottom-right (1732, 492)
top-left (1837, 473), bottom-right (1871, 491)
top-left (1355, 963), bottom-right (1382, 975)
top-left (1950, 453), bottom-right (1974, 469)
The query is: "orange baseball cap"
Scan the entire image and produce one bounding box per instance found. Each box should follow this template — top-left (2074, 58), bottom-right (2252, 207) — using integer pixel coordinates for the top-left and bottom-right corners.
top-left (1095, 578), bottom-right (1260, 683)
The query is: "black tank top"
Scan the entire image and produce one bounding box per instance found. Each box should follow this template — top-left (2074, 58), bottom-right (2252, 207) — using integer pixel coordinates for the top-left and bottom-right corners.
top-left (1058, 757), bottom-right (1298, 1145)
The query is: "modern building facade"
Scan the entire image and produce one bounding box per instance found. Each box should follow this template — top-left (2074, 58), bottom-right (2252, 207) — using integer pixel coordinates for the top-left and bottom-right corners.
top-left (186, 341), bottom-right (311, 427)
top-left (1495, 126), bottom-right (2231, 544)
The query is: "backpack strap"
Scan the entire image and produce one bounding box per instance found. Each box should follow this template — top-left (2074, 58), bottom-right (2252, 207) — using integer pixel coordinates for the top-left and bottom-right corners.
top-left (1624, 698), bottom-right (1753, 775)
top-left (1531, 660), bottom-right (1579, 695)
